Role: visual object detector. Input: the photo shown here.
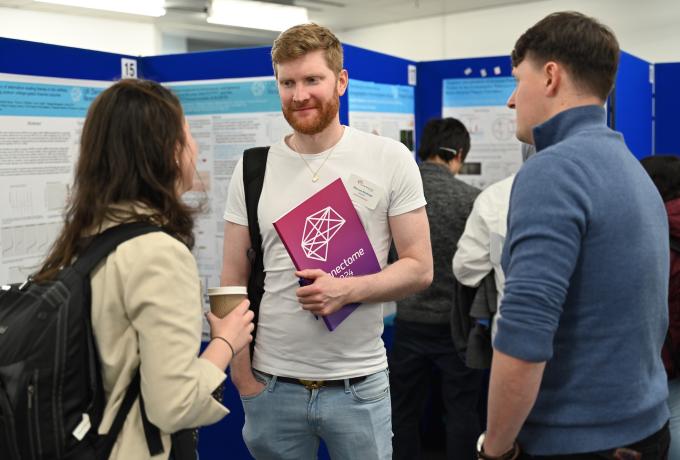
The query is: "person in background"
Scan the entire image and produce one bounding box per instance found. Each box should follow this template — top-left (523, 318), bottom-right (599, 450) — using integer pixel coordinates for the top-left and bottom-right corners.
top-left (479, 12), bottom-right (670, 459)
top-left (641, 154), bottom-right (680, 459)
top-left (34, 79), bottom-right (254, 459)
top-left (221, 23), bottom-right (432, 460)
top-left (391, 117), bottom-right (483, 459)
top-left (453, 143), bottom-right (535, 307)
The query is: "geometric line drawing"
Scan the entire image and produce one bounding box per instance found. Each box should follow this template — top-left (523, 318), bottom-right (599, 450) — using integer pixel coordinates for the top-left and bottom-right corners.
top-left (301, 206), bottom-right (345, 261)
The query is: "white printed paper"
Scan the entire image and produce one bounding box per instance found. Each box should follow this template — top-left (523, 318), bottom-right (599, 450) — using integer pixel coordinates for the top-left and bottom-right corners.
top-left (0, 73), bottom-right (109, 283)
top-left (442, 77), bottom-right (522, 189)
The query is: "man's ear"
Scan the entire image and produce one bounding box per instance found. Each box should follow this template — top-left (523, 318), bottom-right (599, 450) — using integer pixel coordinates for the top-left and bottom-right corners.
top-left (543, 61), bottom-right (561, 97)
top-left (337, 69), bottom-right (349, 96)
top-left (449, 152), bottom-right (464, 174)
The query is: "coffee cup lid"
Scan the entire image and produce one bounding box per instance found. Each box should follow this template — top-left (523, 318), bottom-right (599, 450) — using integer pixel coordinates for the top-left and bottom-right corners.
top-left (207, 286), bottom-right (248, 296)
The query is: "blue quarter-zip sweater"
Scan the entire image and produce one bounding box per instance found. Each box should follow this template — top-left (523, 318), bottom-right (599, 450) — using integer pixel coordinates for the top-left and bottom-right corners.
top-left (494, 105), bottom-right (670, 455)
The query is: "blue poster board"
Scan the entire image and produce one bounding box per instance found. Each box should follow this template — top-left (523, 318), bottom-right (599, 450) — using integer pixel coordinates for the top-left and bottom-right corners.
top-left (418, 52), bottom-right (653, 159)
top-left (0, 37), bottom-right (135, 81)
top-left (655, 62), bottom-right (680, 156)
top-left (343, 44), bottom-right (415, 126)
top-left (613, 51), bottom-right (653, 158)
top-left (141, 46), bottom-right (274, 83)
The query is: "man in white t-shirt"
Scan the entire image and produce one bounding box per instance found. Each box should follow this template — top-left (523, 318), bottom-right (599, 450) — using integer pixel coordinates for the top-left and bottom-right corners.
top-left (220, 23), bottom-right (433, 460)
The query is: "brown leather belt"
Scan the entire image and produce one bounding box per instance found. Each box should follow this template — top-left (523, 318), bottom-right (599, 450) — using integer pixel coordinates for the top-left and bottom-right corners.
top-left (266, 373), bottom-right (368, 390)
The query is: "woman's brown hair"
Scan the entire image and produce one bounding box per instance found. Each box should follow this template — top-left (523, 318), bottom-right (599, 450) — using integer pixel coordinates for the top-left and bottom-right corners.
top-left (34, 79), bottom-right (195, 282)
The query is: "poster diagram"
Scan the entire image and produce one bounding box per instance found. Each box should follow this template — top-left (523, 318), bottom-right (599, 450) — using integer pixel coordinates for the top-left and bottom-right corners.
top-left (442, 77), bottom-right (522, 189)
top-left (0, 73), bottom-right (109, 284)
top-left (348, 79), bottom-right (416, 155)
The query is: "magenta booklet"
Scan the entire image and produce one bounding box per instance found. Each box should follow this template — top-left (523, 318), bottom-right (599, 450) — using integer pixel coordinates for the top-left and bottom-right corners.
top-left (273, 178), bottom-right (381, 331)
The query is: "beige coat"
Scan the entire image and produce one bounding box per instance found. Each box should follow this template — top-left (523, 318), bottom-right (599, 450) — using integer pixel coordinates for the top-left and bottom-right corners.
top-left (90, 217), bottom-right (228, 459)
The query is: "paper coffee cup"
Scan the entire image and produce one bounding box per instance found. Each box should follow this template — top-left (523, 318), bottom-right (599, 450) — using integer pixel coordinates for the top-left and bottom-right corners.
top-left (207, 286), bottom-right (247, 318)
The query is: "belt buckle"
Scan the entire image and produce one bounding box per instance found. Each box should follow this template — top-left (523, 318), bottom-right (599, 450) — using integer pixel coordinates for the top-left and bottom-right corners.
top-left (299, 379), bottom-right (324, 390)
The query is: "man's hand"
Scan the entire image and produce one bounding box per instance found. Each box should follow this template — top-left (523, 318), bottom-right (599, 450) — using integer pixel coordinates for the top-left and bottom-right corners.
top-left (484, 350), bottom-right (545, 455)
top-left (295, 269), bottom-right (352, 316)
top-left (229, 348), bottom-right (267, 397)
top-left (235, 375), bottom-right (266, 398)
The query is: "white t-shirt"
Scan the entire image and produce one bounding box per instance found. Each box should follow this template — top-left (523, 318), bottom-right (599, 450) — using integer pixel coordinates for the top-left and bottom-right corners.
top-left (224, 126), bottom-right (426, 379)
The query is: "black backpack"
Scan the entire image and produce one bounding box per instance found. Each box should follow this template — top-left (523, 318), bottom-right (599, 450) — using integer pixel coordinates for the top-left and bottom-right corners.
top-left (243, 146), bottom-right (269, 348)
top-left (0, 222), bottom-right (171, 460)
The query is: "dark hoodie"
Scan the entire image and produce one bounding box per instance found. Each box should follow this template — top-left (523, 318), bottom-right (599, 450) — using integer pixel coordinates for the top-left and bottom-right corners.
top-left (662, 197), bottom-right (680, 378)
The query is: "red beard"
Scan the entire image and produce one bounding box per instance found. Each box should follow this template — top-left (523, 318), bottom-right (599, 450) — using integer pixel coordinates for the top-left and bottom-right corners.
top-left (282, 91), bottom-right (340, 135)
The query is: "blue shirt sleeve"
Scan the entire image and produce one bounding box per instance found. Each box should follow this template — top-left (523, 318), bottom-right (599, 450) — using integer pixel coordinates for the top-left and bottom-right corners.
top-left (493, 153), bottom-right (592, 362)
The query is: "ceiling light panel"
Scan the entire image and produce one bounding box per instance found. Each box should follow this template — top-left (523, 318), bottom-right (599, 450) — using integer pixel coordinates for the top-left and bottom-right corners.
top-left (208, 0), bottom-right (309, 32)
top-left (34, 0), bottom-right (166, 17)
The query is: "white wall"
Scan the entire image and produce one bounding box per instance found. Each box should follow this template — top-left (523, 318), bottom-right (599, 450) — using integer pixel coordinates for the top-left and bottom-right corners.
top-left (0, 7), bottom-right (159, 56)
top-left (338, 0), bottom-right (680, 64)
top-left (160, 34), bottom-right (188, 55)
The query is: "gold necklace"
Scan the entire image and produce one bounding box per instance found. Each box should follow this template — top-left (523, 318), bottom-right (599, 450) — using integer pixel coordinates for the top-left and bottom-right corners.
top-left (291, 135), bottom-right (339, 183)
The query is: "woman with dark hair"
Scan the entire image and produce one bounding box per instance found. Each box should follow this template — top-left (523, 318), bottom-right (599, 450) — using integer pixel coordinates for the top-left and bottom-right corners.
top-left (641, 154), bottom-right (680, 459)
top-left (34, 79), bottom-right (254, 459)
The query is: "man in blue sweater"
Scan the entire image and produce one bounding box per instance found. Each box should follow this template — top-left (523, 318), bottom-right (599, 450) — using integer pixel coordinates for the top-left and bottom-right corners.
top-left (476, 12), bottom-right (671, 460)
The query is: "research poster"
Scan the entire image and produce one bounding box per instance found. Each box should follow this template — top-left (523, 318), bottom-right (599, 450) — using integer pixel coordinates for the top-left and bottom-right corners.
top-left (442, 77), bottom-right (522, 189)
top-left (166, 77), bottom-right (289, 333)
top-left (347, 78), bottom-right (415, 319)
top-left (0, 73), bottom-right (109, 284)
top-left (348, 79), bottom-right (416, 155)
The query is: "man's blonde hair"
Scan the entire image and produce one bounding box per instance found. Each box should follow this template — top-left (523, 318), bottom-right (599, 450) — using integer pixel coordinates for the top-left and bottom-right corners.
top-left (271, 23), bottom-right (343, 76)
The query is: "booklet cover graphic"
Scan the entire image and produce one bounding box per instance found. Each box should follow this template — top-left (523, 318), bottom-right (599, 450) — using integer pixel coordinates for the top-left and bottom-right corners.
top-left (273, 178), bottom-right (381, 331)
top-left (302, 206), bottom-right (345, 262)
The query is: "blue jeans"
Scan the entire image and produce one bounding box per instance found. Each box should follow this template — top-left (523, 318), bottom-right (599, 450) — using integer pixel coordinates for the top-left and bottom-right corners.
top-left (668, 378), bottom-right (680, 459)
top-left (241, 369), bottom-right (392, 460)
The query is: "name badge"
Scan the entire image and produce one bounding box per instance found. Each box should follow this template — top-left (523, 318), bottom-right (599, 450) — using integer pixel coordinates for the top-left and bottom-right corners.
top-left (347, 174), bottom-right (382, 210)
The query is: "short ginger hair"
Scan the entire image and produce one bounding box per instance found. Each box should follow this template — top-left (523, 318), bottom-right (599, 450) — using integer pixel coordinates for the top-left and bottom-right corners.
top-left (271, 23), bottom-right (343, 76)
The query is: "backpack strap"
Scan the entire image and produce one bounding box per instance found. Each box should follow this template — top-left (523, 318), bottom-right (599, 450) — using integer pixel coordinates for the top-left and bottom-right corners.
top-left (73, 222), bottom-right (163, 275)
top-left (68, 222), bottom-right (164, 460)
top-left (243, 146), bottom-right (269, 349)
top-left (138, 388), bottom-right (164, 456)
top-left (97, 370), bottom-right (144, 459)
top-left (97, 369), bottom-right (177, 459)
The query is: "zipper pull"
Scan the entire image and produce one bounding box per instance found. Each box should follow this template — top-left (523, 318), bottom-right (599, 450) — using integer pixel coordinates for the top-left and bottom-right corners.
top-left (28, 385), bottom-right (34, 409)
top-left (19, 276), bottom-right (33, 291)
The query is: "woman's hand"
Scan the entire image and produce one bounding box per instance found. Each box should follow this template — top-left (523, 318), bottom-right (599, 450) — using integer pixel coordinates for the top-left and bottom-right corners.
top-left (206, 300), bottom-right (254, 356)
